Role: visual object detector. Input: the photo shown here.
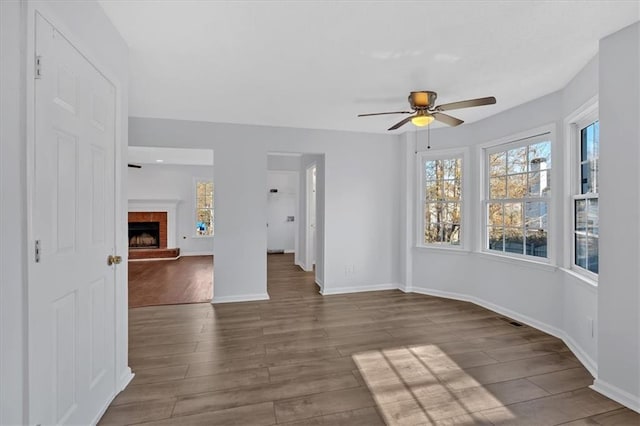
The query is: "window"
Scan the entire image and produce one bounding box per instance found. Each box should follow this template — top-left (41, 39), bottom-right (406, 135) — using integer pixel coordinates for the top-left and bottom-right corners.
top-left (195, 180), bottom-right (214, 236)
top-left (484, 134), bottom-right (551, 259)
top-left (573, 120), bottom-right (599, 275)
top-left (418, 151), bottom-right (464, 247)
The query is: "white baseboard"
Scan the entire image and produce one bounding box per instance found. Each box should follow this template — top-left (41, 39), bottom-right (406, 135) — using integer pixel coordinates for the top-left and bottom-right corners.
top-left (321, 283), bottom-right (399, 296)
top-left (284, 249), bottom-right (295, 254)
top-left (591, 379), bottom-right (640, 414)
top-left (93, 368), bottom-right (134, 424)
top-left (562, 333), bottom-right (597, 377)
top-left (181, 251), bottom-right (214, 257)
top-left (118, 367), bottom-right (134, 391)
top-left (409, 285), bottom-right (597, 379)
top-left (211, 293), bottom-right (270, 304)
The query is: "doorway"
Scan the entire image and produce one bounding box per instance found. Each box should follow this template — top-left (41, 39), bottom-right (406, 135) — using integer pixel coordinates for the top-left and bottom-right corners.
top-left (305, 164), bottom-right (317, 271)
top-left (127, 146), bottom-right (214, 307)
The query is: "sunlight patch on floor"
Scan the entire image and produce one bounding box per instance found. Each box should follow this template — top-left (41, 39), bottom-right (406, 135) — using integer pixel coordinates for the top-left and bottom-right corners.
top-left (353, 344), bottom-right (515, 425)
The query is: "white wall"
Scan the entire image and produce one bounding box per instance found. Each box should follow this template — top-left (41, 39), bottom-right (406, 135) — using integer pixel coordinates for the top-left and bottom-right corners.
top-left (129, 119), bottom-right (400, 302)
top-left (267, 172), bottom-right (297, 252)
top-left (595, 21), bottom-right (640, 410)
top-left (268, 154), bottom-right (301, 171)
top-left (1, 2), bottom-right (27, 424)
top-left (0, 1), bottom-right (130, 424)
top-left (128, 164), bottom-right (215, 255)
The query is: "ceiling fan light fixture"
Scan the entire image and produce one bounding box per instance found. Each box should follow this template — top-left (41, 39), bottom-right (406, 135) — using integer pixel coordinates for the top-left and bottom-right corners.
top-left (411, 91), bottom-right (429, 106)
top-left (411, 114), bottom-right (434, 127)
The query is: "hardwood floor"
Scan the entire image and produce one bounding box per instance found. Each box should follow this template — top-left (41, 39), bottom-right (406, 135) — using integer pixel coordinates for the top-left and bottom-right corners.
top-left (128, 256), bottom-right (213, 308)
top-left (101, 254), bottom-right (639, 425)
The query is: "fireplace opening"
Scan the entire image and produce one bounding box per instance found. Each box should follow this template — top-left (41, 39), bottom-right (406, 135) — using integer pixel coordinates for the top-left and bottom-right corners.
top-left (129, 222), bottom-right (160, 249)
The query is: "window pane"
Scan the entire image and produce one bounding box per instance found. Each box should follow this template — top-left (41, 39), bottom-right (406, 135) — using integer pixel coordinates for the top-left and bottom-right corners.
top-left (443, 159), bottom-right (460, 180)
top-left (425, 180), bottom-right (441, 201)
top-left (425, 160), bottom-right (437, 181)
top-left (425, 203), bottom-right (441, 225)
top-left (443, 223), bottom-right (460, 245)
top-left (442, 179), bottom-right (460, 200)
top-left (488, 227), bottom-right (504, 251)
top-left (528, 141), bottom-right (551, 170)
top-left (507, 147), bottom-right (527, 174)
top-left (489, 152), bottom-right (506, 177)
top-left (504, 202), bottom-right (522, 227)
top-left (444, 202), bottom-right (461, 224)
top-left (424, 223), bottom-right (442, 244)
top-left (580, 122), bottom-right (599, 194)
top-left (504, 228), bottom-right (524, 254)
top-left (507, 173), bottom-right (527, 198)
top-left (196, 208), bottom-right (213, 236)
top-left (587, 237), bottom-right (599, 273)
top-left (525, 201), bottom-right (547, 230)
top-left (488, 203), bottom-right (503, 227)
top-left (575, 199), bottom-right (587, 231)
top-left (575, 234), bottom-right (587, 269)
top-left (527, 170), bottom-right (550, 196)
top-left (490, 177), bottom-right (507, 199)
top-left (587, 199), bottom-right (599, 236)
top-left (526, 229), bottom-right (547, 257)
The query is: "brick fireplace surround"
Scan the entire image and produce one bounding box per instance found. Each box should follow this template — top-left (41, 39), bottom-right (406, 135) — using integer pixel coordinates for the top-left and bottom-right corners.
top-left (128, 212), bottom-right (168, 248)
top-left (128, 211), bottom-right (180, 260)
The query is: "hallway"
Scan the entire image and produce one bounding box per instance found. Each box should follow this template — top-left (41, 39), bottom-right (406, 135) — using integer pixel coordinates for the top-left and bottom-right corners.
top-left (267, 253), bottom-right (318, 300)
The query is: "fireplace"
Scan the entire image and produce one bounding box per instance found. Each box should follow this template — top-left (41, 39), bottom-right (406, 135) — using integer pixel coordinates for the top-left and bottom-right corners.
top-left (129, 221), bottom-right (160, 249)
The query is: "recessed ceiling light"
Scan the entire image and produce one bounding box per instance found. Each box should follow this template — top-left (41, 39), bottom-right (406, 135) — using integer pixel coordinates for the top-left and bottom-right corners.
top-left (156, 159), bottom-right (164, 163)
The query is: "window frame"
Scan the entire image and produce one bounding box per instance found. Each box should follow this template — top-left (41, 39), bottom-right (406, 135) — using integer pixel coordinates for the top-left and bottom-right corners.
top-left (416, 147), bottom-right (469, 251)
top-left (479, 124), bottom-right (556, 264)
top-left (566, 99), bottom-right (599, 282)
top-left (193, 177), bottom-right (214, 238)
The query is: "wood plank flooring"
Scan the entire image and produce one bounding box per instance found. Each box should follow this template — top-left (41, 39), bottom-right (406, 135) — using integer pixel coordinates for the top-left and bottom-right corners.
top-left (128, 256), bottom-right (213, 308)
top-left (102, 254), bottom-right (639, 425)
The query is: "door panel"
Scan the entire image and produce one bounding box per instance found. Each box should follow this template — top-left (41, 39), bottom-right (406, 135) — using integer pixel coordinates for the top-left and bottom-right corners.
top-left (30, 14), bottom-right (117, 425)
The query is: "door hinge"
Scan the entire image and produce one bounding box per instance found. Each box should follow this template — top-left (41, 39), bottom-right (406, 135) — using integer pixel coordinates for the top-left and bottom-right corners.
top-left (35, 55), bottom-right (42, 79)
top-left (35, 240), bottom-right (41, 263)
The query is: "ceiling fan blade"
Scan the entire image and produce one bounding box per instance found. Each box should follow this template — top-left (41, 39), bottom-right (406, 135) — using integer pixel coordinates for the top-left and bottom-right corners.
top-left (434, 96), bottom-right (496, 112)
top-left (128, 163), bottom-right (142, 168)
top-left (388, 115), bottom-right (415, 131)
top-left (358, 111), bottom-right (412, 117)
top-left (433, 112), bottom-right (464, 127)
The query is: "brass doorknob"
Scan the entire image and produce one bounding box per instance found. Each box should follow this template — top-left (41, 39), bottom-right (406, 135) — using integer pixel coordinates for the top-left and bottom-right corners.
top-left (107, 255), bottom-right (123, 266)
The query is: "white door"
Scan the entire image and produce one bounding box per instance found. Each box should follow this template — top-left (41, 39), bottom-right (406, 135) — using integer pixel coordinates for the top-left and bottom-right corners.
top-left (30, 15), bottom-right (117, 425)
top-left (267, 172), bottom-right (297, 252)
top-left (306, 165), bottom-right (317, 267)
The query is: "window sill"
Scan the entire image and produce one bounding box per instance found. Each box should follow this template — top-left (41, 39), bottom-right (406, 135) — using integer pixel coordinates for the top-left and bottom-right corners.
top-left (414, 245), bottom-right (471, 255)
top-left (191, 235), bottom-right (214, 239)
top-left (560, 267), bottom-right (598, 290)
top-left (476, 251), bottom-right (557, 272)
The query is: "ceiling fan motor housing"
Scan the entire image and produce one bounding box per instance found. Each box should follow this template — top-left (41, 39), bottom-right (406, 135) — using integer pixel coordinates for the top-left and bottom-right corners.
top-left (409, 91), bottom-right (437, 109)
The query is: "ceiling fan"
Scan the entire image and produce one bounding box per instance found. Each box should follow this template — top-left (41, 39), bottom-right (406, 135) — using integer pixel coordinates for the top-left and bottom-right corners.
top-left (358, 91), bottom-right (496, 131)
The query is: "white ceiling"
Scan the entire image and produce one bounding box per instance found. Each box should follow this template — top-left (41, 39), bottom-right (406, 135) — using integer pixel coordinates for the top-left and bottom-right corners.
top-left (100, 1), bottom-right (639, 134)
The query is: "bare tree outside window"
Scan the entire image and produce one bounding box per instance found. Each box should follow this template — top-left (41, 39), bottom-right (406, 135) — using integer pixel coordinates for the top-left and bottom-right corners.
top-left (423, 157), bottom-right (462, 245)
top-left (486, 138), bottom-right (551, 258)
top-left (195, 181), bottom-right (214, 236)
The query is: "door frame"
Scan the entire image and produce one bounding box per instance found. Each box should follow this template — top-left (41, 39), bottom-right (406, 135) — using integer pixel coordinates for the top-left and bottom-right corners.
top-left (25, 3), bottom-right (131, 423)
top-left (304, 163), bottom-right (317, 272)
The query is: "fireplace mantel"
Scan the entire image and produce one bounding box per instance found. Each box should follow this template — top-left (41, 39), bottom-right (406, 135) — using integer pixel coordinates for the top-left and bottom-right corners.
top-left (128, 199), bottom-right (181, 248)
